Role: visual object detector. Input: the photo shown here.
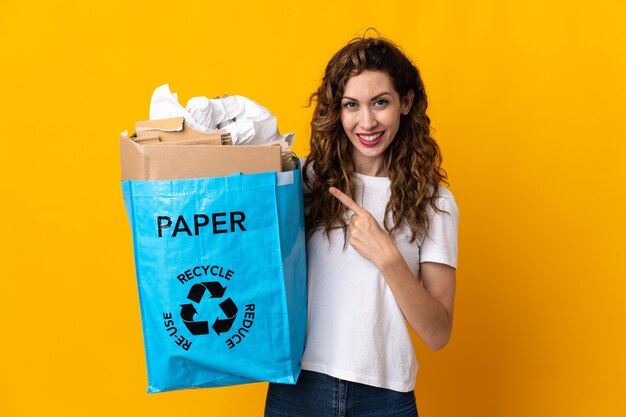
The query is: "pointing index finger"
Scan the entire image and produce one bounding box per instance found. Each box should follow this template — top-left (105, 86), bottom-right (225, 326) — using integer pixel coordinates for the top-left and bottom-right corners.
top-left (329, 187), bottom-right (365, 215)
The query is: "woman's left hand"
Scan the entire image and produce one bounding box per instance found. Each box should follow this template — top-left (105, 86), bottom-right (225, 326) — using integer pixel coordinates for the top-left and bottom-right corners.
top-left (329, 187), bottom-right (398, 267)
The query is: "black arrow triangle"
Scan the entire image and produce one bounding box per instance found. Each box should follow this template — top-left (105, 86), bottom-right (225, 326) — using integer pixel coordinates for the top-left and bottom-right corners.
top-left (183, 320), bottom-right (209, 335)
top-left (212, 316), bottom-right (236, 335)
top-left (218, 297), bottom-right (238, 318)
top-left (187, 283), bottom-right (207, 303)
top-left (205, 281), bottom-right (227, 298)
top-left (180, 303), bottom-right (198, 321)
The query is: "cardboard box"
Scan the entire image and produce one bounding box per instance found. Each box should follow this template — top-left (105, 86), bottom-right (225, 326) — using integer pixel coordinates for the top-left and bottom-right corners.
top-left (120, 118), bottom-right (282, 180)
top-left (133, 117), bottom-right (230, 145)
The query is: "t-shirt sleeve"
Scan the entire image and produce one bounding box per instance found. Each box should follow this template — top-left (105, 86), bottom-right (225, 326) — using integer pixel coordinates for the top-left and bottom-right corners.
top-left (419, 187), bottom-right (459, 268)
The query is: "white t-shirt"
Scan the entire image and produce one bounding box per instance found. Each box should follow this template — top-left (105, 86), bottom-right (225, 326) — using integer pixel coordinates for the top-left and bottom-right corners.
top-left (301, 172), bottom-right (459, 392)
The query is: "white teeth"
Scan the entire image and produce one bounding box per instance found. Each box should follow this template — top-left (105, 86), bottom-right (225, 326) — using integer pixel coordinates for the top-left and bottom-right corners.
top-left (359, 133), bottom-right (381, 142)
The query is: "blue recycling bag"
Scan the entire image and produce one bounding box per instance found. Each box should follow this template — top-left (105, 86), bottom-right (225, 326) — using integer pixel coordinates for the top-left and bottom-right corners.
top-left (122, 168), bottom-right (307, 393)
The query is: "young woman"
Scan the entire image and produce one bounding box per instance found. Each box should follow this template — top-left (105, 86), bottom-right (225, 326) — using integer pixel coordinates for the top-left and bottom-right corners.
top-left (265, 35), bottom-right (459, 417)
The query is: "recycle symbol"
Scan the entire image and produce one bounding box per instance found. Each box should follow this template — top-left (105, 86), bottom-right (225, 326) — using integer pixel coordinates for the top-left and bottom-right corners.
top-left (179, 282), bottom-right (238, 336)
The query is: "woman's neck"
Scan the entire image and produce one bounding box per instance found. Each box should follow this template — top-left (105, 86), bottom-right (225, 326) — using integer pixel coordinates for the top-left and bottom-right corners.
top-left (352, 154), bottom-right (386, 177)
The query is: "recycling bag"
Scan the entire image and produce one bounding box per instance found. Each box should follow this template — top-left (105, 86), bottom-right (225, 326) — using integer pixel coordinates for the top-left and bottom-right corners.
top-left (122, 168), bottom-right (307, 393)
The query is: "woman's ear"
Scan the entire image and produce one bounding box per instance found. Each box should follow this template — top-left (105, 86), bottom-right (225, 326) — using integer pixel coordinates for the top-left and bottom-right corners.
top-left (401, 90), bottom-right (415, 115)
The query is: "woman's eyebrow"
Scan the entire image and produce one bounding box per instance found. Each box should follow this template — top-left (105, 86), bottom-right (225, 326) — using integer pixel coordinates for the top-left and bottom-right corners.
top-left (370, 92), bottom-right (393, 100)
top-left (341, 92), bottom-right (393, 101)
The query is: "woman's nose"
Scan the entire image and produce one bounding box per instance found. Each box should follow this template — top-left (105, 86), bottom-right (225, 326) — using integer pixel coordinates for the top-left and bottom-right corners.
top-left (359, 108), bottom-right (378, 130)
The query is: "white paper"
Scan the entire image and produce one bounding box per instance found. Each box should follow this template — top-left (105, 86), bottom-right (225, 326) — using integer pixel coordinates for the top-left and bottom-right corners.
top-left (149, 84), bottom-right (294, 145)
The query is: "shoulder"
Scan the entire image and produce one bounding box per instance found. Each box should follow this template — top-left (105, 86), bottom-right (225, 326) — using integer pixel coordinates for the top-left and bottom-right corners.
top-left (299, 157), bottom-right (315, 194)
top-left (299, 157), bottom-right (313, 177)
top-left (433, 185), bottom-right (459, 217)
top-left (435, 184), bottom-right (455, 202)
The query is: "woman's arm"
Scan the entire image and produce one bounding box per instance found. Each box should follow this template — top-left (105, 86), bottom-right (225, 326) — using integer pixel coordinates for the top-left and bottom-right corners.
top-left (329, 187), bottom-right (456, 351)
top-left (378, 252), bottom-right (456, 351)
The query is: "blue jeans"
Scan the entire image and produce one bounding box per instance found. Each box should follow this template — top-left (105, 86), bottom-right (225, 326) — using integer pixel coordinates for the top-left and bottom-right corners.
top-left (264, 370), bottom-right (418, 417)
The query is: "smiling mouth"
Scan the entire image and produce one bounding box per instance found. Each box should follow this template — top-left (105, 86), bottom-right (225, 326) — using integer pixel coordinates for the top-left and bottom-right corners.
top-left (356, 131), bottom-right (384, 146)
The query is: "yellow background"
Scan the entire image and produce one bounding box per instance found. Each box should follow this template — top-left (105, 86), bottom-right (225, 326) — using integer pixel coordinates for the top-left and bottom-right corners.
top-left (1, 0), bottom-right (624, 416)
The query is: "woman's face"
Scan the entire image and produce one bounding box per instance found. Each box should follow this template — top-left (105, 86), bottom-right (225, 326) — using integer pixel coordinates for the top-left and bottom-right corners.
top-left (340, 70), bottom-right (413, 176)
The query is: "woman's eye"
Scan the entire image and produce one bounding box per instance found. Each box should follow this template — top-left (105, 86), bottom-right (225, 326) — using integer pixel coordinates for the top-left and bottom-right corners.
top-left (342, 101), bottom-right (358, 109)
top-left (374, 99), bottom-right (389, 107)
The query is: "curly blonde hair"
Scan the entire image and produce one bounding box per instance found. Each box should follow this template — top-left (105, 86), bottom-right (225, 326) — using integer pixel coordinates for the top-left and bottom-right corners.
top-left (303, 34), bottom-right (448, 243)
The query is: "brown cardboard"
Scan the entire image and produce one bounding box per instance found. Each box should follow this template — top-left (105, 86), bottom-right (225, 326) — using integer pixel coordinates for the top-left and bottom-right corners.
top-left (134, 117), bottom-right (231, 145)
top-left (120, 133), bottom-right (283, 180)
